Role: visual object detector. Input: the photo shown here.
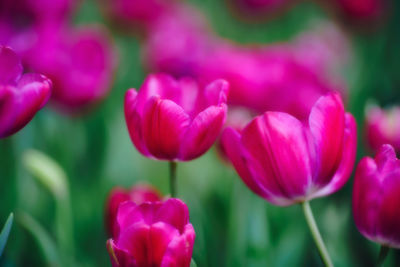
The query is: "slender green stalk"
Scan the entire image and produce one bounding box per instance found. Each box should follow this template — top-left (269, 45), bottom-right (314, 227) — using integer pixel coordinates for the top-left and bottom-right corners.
top-left (377, 245), bottom-right (389, 266)
top-left (169, 161), bottom-right (177, 197)
top-left (302, 201), bottom-right (333, 267)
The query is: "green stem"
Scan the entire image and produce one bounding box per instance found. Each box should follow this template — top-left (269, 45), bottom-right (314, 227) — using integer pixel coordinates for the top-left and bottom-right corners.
top-left (169, 161), bottom-right (177, 198)
top-left (377, 245), bottom-right (389, 266)
top-left (302, 201), bottom-right (334, 267)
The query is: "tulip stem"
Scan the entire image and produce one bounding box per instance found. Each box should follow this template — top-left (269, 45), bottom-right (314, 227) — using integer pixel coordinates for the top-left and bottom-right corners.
top-left (169, 161), bottom-right (177, 197)
top-left (302, 201), bottom-right (333, 267)
top-left (377, 245), bottom-right (389, 266)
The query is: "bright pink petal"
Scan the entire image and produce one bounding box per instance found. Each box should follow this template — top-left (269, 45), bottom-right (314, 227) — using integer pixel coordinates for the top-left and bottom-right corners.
top-left (0, 46), bottom-right (22, 84)
top-left (221, 127), bottom-right (269, 199)
top-left (106, 188), bottom-right (131, 238)
top-left (309, 92), bottom-right (345, 186)
top-left (142, 97), bottom-right (190, 160)
top-left (149, 222), bottom-right (180, 265)
top-left (311, 113), bottom-right (357, 198)
top-left (155, 198), bottom-right (189, 233)
top-left (124, 89), bottom-right (151, 156)
top-left (179, 105), bottom-right (227, 160)
top-left (241, 112), bottom-right (313, 202)
top-left (107, 239), bottom-right (137, 267)
top-left (0, 74), bottom-right (52, 138)
top-left (161, 224), bottom-right (196, 267)
top-left (117, 223), bottom-right (151, 266)
top-left (203, 79), bottom-right (229, 107)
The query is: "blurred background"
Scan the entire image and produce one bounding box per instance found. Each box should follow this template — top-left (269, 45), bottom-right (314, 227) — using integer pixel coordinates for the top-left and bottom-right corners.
top-left (1, 0), bottom-right (400, 266)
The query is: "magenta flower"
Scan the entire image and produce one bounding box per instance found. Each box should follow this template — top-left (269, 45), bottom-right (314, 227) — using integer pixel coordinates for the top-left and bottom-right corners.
top-left (221, 92), bottom-right (357, 205)
top-left (365, 105), bottom-right (400, 153)
top-left (125, 73), bottom-right (229, 161)
top-left (353, 144), bottom-right (400, 248)
top-left (0, 46), bottom-right (51, 138)
top-left (24, 24), bottom-right (116, 113)
top-left (107, 198), bottom-right (195, 267)
top-left (106, 184), bottom-right (162, 238)
top-left (337, 0), bottom-right (384, 21)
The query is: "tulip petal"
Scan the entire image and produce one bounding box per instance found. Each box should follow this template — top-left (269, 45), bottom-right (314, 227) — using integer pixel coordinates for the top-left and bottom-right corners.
top-left (0, 74), bottom-right (52, 138)
top-left (155, 198), bottom-right (189, 234)
top-left (150, 222), bottom-right (180, 265)
top-left (179, 105), bottom-right (226, 160)
top-left (142, 97), bottom-right (190, 160)
top-left (107, 239), bottom-right (136, 267)
top-left (0, 46), bottom-right (22, 84)
top-left (309, 92), bottom-right (345, 186)
top-left (161, 224), bottom-right (195, 267)
top-left (241, 112), bottom-right (313, 202)
top-left (203, 79), bottom-right (229, 106)
top-left (221, 127), bottom-right (269, 199)
top-left (124, 89), bottom-right (151, 156)
top-left (311, 113), bottom-right (357, 198)
top-left (117, 223), bottom-right (151, 266)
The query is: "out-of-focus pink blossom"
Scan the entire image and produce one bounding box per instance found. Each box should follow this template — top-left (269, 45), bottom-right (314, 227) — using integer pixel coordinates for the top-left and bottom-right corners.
top-left (0, 46), bottom-right (52, 138)
top-left (103, 0), bottom-right (177, 30)
top-left (232, 0), bottom-right (290, 16)
top-left (125, 73), bottom-right (229, 161)
top-left (336, 0), bottom-right (384, 21)
top-left (222, 93), bottom-right (357, 205)
top-left (107, 198), bottom-right (195, 267)
top-left (24, 24), bottom-right (116, 112)
top-left (106, 184), bottom-right (162, 238)
top-left (353, 144), bottom-right (400, 248)
top-left (365, 105), bottom-right (400, 153)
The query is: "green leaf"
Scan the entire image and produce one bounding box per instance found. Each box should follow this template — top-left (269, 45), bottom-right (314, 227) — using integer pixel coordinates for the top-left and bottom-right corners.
top-left (0, 213), bottom-right (13, 257)
top-left (16, 212), bottom-right (61, 267)
top-left (22, 149), bottom-right (68, 199)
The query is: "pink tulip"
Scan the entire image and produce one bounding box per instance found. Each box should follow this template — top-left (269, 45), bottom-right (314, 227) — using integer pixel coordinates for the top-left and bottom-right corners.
top-left (24, 24), bottom-right (116, 112)
top-left (0, 46), bottom-right (51, 138)
top-left (125, 73), bottom-right (229, 161)
top-left (221, 92), bottom-right (357, 205)
top-left (107, 198), bottom-right (195, 267)
top-left (365, 105), bottom-right (400, 153)
top-left (353, 144), bottom-right (400, 248)
top-left (106, 184), bottom-right (162, 238)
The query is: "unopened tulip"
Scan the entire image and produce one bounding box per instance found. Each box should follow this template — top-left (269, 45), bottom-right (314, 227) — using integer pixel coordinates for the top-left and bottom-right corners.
top-left (107, 198), bottom-right (195, 267)
top-left (222, 92), bottom-right (357, 205)
top-left (105, 184), bottom-right (162, 238)
top-left (353, 144), bottom-right (400, 248)
top-left (125, 73), bottom-right (228, 161)
top-left (0, 46), bottom-right (51, 138)
top-left (365, 105), bottom-right (400, 153)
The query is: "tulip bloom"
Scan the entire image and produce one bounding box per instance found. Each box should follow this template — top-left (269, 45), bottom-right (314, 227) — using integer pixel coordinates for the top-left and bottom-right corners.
top-left (125, 73), bottom-right (229, 161)
top-left (107, 198), bottom-right (195, 267)
top-left (222, 92), bottom-right (357, 205)
top-left (0, 46), bottom-right (51, 138)
top-left (106, 184), bottom-right (162, 238)
top-left (365, 105), bottom-right (400, 153)
top-left (353, 144), bottom-right (400, 248)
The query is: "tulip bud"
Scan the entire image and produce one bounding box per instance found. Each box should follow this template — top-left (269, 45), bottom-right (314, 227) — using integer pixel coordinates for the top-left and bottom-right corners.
top-left (353, 144), bottom-right (400, 248)
top-left (0, 46), bottom-right (52, 138)
top-left (365, 105), bottom-right (400, 153)
top-left (107, 198), bottom-right (195, 267)
top-left (105, 184), bottom-right (162, 238)
top-left (125, 73), bottom-right (229, 161)
top-left (222, 92), bottom-right (357, 205)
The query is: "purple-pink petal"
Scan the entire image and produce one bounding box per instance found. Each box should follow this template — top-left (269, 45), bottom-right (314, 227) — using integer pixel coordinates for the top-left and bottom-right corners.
top-left (0, 46), bottom-right (22, 85)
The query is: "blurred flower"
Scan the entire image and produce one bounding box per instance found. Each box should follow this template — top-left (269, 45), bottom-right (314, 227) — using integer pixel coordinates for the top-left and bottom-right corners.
top-left (336, 0), bottom-right (384, 21)
top-left (106, 184), bottom-right (162, 238)
top-left (365, 104), bottom-right (400, 153)
top-left (221, 92), bottom-right (357, 205)
top-left (24, 24), bottom-right (116, 113)
top-left (353, 144), bottom-right (400, 248)
top-left (230, 0), bottom-right (291, 18)
top-left (125, 73), bottom-right (228, 161)
top-left (142, 4), bottom-right (215, 77)
top-left (107, 198), bottom-right (195, 267)
top-left (103, 0), bottom-right (177, 30)
top-left (0, 46), bottom-right (51, 138)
